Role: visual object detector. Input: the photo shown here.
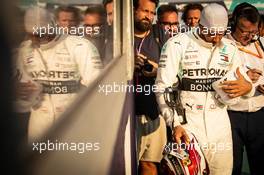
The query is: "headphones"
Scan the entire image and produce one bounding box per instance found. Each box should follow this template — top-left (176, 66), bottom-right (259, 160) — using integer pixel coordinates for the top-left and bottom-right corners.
top-left (230, 2), bottom-right (259, 33)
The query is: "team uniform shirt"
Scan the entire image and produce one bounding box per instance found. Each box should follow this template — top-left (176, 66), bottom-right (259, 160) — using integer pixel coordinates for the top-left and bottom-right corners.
top-left (156, 31), bottom-right (244, 128)
top-left (227, 35), bottom-right (264, 112)
top-left (155, 30), bottom-right (248, 175)
top-left (15, 35), bottom-right (103, 140)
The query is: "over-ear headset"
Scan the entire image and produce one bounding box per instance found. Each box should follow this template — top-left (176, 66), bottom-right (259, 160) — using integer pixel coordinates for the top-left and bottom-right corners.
top-left (230, 2), bottom-right (259, 33)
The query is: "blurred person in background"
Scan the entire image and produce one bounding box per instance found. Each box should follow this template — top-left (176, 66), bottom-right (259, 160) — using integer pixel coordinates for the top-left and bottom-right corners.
top-left (103, 0), bottom-right (113, 26)
top-left (227, 3), bottom-right (264, 175)
top-left (103, 0), bottom-right (114, 62)
top-left (14, 6), bottom-right (102, 142)
top-left (181, 3), bottom-right (203, 31)
top-left (157, 4), bottom-right (179, 37)
top-left (55, 6), bottom-right (81, 32)
top-left (83, 5), bottom-right (108, 64)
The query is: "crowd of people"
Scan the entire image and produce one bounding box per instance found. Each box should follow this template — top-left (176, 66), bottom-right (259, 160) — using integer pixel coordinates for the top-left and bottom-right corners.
top-left (133, 0), bottom-right (264, 175)
top-left (13, 0), bottom-right (264, 175)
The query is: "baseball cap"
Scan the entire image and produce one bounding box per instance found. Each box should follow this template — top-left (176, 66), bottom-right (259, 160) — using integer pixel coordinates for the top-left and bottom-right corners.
top-left (199, 3), bottom-right (228, 32)
top-left (24, 6), bottom-right (55, 34)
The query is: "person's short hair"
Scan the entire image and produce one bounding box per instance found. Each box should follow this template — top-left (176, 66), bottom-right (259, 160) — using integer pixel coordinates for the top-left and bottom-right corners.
top-left (103, 0), bottom-right (113, 8)
top-left (133, 0), bottom-right (159, 10)
top-left (55, 6), bottom-right (81, 23)
top-left (261, 14), bottom-right (264, 23)
top-left (230, 2), bottom-right (260, 31)
top-left (84, 5), bottom-right (106, 20)
top-left (181, 3), bottom-right (203, 24)
top-left (157, 4), bottom-right (178, 20)
top-left (260, 14), bottom-right (264, 28)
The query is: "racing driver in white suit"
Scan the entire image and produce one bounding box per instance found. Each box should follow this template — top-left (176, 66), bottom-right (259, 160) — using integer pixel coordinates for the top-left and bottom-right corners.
top-left (14, 7), bottom-right (103, 141)
top-left (155, 4), bottom-right (253, 175)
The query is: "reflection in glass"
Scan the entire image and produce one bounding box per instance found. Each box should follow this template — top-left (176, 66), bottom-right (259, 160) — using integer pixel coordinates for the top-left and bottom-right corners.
top-left (13, 1), bottom-right (113, 142)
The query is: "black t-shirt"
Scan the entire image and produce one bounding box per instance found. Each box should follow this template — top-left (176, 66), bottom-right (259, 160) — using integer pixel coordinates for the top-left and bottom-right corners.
top-left (134, 25), bottom-right (168, 120)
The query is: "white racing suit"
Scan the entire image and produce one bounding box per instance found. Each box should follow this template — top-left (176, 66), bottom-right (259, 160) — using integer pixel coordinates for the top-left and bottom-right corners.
top-left (155, 31), bottom-right (253, 175)
top-left (14, 35), bottom-right (103, 141)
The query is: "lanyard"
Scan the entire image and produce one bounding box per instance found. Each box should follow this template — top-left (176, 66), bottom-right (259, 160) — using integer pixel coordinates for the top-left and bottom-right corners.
top-left (135, 32), bottom-right (148, 95)
top-left (238, 41), bottom-right (263, 59)
top-left (136, 36), bottom-right (146, 55)
top-left (136, 31), bottom-right (149, 55)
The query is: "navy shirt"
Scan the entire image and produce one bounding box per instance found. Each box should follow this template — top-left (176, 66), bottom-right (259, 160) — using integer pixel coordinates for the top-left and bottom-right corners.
top-left (134, 25), bottom-right (168, 120)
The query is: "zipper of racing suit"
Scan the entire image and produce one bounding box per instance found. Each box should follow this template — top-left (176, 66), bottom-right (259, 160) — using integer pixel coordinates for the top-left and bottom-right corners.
top-left (203, 46), bottom-right (217, 138)
top-left (36, 48), bottom-right (56, 123)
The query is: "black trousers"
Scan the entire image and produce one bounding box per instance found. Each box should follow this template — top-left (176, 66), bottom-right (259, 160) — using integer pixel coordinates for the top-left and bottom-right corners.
top-left (228, 108), bottom-right (264, 175)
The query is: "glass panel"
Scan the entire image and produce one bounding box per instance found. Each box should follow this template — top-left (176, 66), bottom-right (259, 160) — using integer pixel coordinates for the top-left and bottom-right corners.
top-left (13, 0), bottom-right (115, 143)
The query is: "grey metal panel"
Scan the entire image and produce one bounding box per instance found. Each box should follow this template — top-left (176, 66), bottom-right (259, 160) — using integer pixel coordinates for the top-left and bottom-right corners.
top-left (31, 56), bottom-right (131, 175)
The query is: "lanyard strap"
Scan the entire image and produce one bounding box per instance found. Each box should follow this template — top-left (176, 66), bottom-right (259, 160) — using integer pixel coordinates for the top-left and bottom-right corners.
top-left (135, 32), bottom-right (149, 95)
top-left (135, 37), bottom-right (145, 95)
top-left (238, 41), bottom-right (263, 59)
top-left (136, 31), bottom-right (149, 55)
top-left (136, 36), bottom-right (146, 55)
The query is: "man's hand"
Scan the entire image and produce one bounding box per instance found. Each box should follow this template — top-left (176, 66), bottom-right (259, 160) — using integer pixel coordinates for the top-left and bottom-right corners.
top-left (16, 81), bottom-right (39, 100)
top-left (172, 125), bottom-right (190, 147)
top-left (135, 53), bottom-right (158, 77)
top-left (134, 53), bottom-right (146, 70)
top-left (258, 84), bottom-right (264, 94)
top-left (221, 68), bottom-right (252, 98)
top-left (247, 68), bottom-right (262, 83)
